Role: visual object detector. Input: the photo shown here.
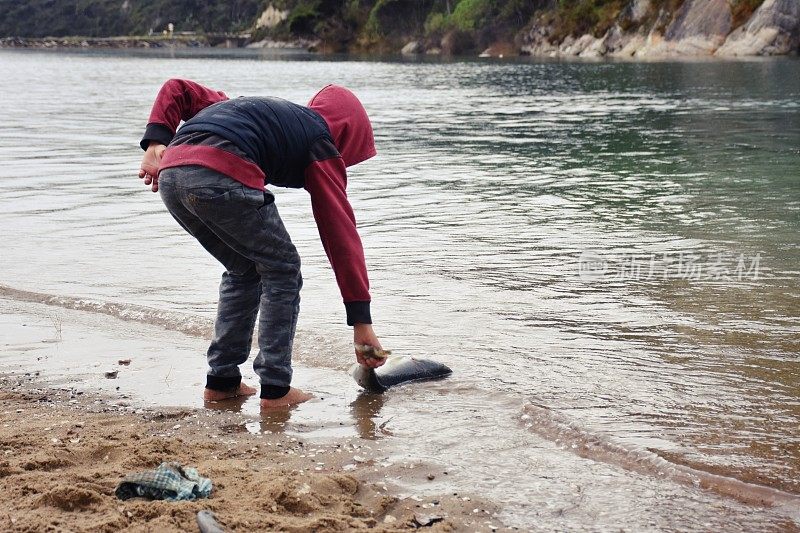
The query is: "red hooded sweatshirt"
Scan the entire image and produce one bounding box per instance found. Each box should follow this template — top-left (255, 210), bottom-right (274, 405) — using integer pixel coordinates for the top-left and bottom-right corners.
top-left (141, 79), bottom-right (375, 325)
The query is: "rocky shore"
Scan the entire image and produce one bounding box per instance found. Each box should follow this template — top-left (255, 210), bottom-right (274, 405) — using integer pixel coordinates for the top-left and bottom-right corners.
top-left (398, 0), bottom-right (800, 58)
top-left (2, 0), bottom-right (798, 59)
top-left (516, 0), bottom-right (800, 59)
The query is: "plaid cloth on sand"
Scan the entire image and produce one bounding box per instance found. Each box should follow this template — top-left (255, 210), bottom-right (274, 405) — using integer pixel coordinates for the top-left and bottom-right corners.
top-left (115, 462), bottom-right (213, 501)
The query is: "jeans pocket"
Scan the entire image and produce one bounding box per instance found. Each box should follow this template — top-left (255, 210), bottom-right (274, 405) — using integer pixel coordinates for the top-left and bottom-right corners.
top-left (241, 186), bottom-right (267, 208)
top-left (186, 187), bottom-right (231, 205)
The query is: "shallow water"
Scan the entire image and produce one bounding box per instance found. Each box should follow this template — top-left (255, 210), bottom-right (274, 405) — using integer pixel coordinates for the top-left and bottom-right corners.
top-left (0, 49), bottom-right (798, 530)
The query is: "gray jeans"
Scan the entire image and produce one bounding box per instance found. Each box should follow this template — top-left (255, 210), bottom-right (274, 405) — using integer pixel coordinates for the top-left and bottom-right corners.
top-left (158, 165), bottom-right (301, 399)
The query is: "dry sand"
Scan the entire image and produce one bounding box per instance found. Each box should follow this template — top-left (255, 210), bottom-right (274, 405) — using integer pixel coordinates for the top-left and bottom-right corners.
top-left (0, 375), bottom-right (503, 532)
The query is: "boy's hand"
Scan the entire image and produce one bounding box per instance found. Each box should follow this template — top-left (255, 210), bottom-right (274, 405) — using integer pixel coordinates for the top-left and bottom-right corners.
top-left (354, 324), bottom-right (386, 368)
top-left (139, 142), bottom-right (166, 192)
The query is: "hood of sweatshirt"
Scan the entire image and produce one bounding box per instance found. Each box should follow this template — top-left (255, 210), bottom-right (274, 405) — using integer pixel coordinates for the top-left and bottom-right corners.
top-left (308, 85), bottom-right (376, 167)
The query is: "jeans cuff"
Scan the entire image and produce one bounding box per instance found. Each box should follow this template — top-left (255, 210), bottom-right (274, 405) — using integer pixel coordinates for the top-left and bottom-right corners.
top-left (206, 374), bottom-right (242, 391)
top-left (261, 384), bottom-right (291, 399)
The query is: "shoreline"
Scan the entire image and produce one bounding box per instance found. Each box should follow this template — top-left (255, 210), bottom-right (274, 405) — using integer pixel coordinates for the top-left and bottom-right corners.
top-left (0, 374), bottom-right (503, 532)
top-left (1, 35), bottom-right (797, 61)
top-left (1, 40), bottom-right (796, 65)
top-left (0, 35), bottom-right (314, 51)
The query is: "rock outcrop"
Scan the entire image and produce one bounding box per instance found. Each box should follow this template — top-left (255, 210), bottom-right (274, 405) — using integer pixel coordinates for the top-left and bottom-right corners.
top-left (255, 4), bottom-right (289, 30)
top-left (401, 40), bottom-right (422, 55)
top-left (639, 0), bottom-right (732, 56)
top-left (716, 0), bottom-right (800, 56)
top-left (519, 0), bottom-right (799, 58)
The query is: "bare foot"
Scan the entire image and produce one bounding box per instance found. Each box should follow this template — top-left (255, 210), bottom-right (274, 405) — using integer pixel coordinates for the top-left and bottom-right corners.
top-left (260, 387), bottom-right (313, 409)
top-left (203, 382), bottom-right (257, 402)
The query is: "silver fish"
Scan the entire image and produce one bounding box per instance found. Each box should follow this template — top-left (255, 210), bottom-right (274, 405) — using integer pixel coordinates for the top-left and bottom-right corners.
top-left (350, 355), bottom-right (452, 393)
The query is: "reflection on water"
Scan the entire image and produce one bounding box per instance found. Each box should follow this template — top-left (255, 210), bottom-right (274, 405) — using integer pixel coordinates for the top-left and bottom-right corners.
top-left (203, 396), bottom-right (249, 413)
top-left (249, 407), bottom-right (294, 434)
top-left (236, 392), bottom-right (388, 439)
top-left (350, 392), bottom-right (389, 440)
top-left (0, 49), bottom-right (798, 529)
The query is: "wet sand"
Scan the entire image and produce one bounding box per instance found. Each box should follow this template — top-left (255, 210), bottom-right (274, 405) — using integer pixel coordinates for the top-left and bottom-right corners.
top-left (0, 379), bottom-right (500, 532)
top-left (0, 294), bottom-right (503, 531)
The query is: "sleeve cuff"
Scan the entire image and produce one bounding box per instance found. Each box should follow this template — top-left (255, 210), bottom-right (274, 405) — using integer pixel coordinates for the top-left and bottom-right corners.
top-left (140, 123), bottom-right (175, 151)
top-left (345, 301), bottom-right (371, 326)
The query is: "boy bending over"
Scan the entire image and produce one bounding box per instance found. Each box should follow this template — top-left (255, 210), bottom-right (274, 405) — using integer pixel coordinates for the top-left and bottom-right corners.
top-left (138, 79), bottom-right (385, 409)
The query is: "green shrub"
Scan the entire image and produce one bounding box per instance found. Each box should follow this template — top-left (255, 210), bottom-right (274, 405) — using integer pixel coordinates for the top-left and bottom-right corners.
top-left (287, 1), bottom-right (321, 35)
top-left (549, 0), bottom-right (625, 40)
top-left (424, 12), bottom-right (449, 35)
top-left (366, 0), bottom-right (436, 37)
top-left (450, 0), bottom-right (490, 31)
top-left (497, 0), bottom-right (540, 27)
top-left (594, 1), bottom-right (624, 36)
top-left (0, 0), bottom-right (263, 37)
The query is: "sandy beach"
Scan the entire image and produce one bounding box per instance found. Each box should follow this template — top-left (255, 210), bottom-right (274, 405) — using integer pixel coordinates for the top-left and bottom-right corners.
top-left (0, 377), bottom-right (500, 532)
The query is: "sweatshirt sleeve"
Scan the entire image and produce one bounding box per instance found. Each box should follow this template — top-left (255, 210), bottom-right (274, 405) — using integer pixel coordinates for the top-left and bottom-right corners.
top-left (140, 78), bottom-right (229, 150)
top-left (304, 157), bottom-right (372, 326)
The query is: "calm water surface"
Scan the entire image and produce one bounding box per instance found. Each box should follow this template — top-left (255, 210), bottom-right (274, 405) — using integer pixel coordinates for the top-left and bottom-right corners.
top-left (0, 49), bottom-right (798, 530)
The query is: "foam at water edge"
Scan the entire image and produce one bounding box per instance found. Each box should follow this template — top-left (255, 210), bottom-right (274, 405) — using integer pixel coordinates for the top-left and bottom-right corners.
top-left (0, 284), bottom-right (212, 338)
top-left (0, 284), bottom-right (357, 372)
top-left (520, 403), bottom-right (800, 518)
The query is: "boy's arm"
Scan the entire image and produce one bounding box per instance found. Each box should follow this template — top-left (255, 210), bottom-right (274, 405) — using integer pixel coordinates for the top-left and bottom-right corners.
top-left (304, 157), bottom-right (372, 323)
top-left (305, 157), bottom-right (384, 367)
top-left (139, 78), bottom-right (228, 150)
top-left (138, 79), bottom-right (228, 191)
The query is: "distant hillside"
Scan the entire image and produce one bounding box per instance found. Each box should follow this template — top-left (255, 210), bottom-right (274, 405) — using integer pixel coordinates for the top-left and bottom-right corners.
top-left (1, 0), bottom-right (798, 57)
top-left (0, 0), bottom-right (263, 38)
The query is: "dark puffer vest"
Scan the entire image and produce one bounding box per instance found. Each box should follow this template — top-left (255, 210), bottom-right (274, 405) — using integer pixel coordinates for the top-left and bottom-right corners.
top-left (177, 97), bottom-right (338, 188)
